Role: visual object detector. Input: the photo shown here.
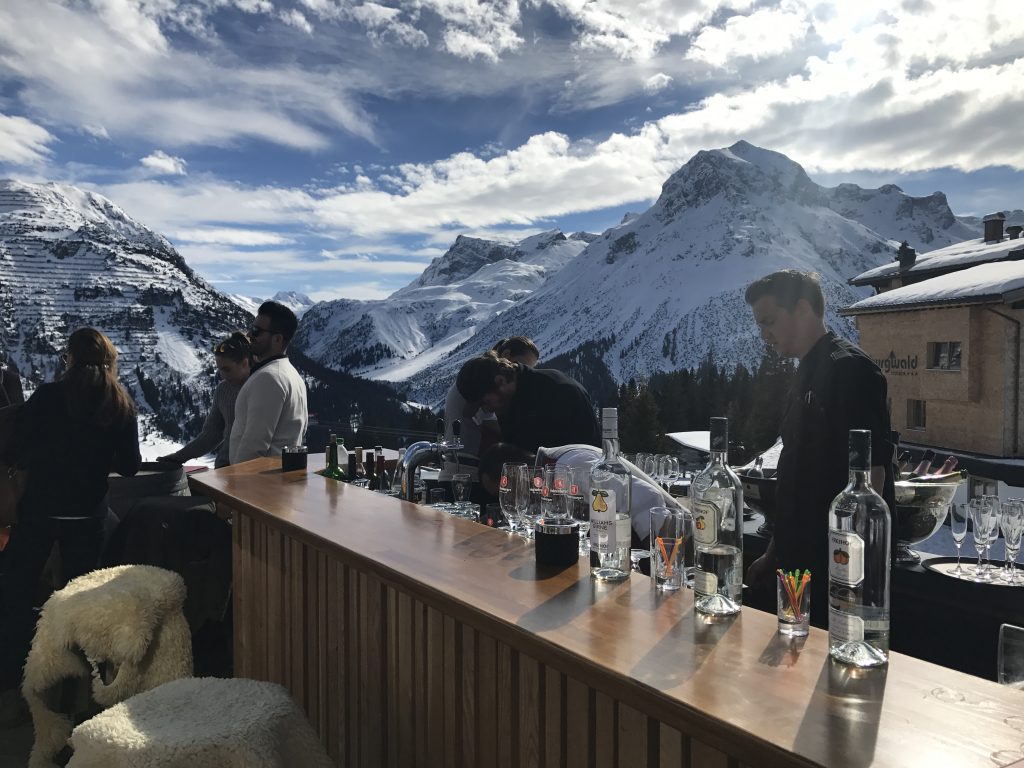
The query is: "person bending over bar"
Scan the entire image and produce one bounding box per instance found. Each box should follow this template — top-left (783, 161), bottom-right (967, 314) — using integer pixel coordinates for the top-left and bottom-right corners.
top-left (743, 270), bottom-right (895, 626)
top-left (455, 351), bottom-right (599, 456)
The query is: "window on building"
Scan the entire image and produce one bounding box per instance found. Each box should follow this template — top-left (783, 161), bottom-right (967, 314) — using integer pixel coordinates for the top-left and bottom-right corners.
top-left (928, 341), bottom-right (962, 370)
top-left (907, 399), bottom-right (926, 430)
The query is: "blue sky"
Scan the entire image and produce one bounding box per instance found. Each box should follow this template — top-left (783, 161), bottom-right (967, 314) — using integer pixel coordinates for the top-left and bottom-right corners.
top-left (0, 0), bottom-right (1022, 302)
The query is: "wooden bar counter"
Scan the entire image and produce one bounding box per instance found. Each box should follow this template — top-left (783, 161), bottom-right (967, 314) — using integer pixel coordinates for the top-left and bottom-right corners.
top-left (191, 458), bottom-right (1024, 768)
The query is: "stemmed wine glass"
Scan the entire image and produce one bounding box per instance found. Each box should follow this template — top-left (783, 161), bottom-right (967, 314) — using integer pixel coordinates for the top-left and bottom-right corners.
top-left (629, 548), bottom-right (650, 573)
top-left (948, 503), bottom-right (969, 576)
top-left (999, 500), bottom-right (1024, 584)
top-left (499, 463), bottom-right (528, 536)
top-left (984, 495), bottom-right (1001, 576)
top-left (969, 499), bottom-right (998, 582)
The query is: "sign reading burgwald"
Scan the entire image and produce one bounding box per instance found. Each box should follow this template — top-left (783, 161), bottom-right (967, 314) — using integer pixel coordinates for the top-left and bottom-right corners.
top-left (874, 351), bottom-right (918, 377)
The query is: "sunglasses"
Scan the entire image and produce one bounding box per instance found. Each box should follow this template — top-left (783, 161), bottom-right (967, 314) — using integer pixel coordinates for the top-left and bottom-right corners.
top-left (249, 325), bottom-right (275, 338)
top-left (213, 339), bottom-right (247, 354)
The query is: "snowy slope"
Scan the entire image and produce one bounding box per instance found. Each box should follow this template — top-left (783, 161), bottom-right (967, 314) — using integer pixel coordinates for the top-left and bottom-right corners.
top-left (397, 142), bottom-right (982, 406)
top-left (293, 230), bottom-right (588, 381)
top-left (0, 179), bottom-right (253, 438)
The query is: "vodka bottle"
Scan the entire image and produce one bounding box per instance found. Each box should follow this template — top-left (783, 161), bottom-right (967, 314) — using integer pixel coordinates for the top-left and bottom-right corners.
top-left (692, 417), bottom-right (743, 615)
top-left (590, 408), bottom-right (631, 581)
top-left (828, 429), bottom-right (891, 667)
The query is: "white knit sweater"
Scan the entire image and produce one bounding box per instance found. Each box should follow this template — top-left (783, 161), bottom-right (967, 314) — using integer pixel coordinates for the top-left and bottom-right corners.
top-left (229, 357), bottom-right (308, 463)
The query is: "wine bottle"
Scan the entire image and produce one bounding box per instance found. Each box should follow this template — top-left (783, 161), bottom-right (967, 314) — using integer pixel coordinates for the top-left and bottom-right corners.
top-left (692, 417), bottom-right (744, 616)
top-left (374, 445), bottom-right (389, 492)
top-left (365, 449), bottom-right (377, 490)
top-left (828, 429), bottom-right (891, 668)
top-left (353, 446), bottom-right (366, 479)
top-left (589, 408), bottom-right (631, 582)
top-left (321, 434), bottom-right (347, 481)
top-left (909, 449), bottom-right (935, 478)
top-left (347, 448), bottom-right (357, 481)
top-left (936, 455), bottom-right (957, 475)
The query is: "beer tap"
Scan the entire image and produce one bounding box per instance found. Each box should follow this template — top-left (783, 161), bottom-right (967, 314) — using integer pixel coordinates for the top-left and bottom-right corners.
top-left (393, 418), bottom-right (464, 502)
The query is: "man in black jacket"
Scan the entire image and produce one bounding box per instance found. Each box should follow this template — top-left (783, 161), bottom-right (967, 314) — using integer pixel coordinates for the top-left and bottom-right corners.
top-left (455, 352), bottom-right (600, 454)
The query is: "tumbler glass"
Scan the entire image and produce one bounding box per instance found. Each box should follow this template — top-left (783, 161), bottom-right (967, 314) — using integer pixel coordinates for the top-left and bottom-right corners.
top-left (777, 571), bottom-right (810, 636)
top-left (650, 506), bottom-right (689, 591)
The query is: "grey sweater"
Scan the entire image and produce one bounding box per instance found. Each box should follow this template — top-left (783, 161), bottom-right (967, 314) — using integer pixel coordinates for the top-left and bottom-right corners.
top-left (165, 380), bottom-right (241, 468)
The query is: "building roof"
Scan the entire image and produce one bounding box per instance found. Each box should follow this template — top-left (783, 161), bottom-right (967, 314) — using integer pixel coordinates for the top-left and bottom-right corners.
top-left (842, 260), bottom-right (1024, 314)
top-left (849, 237), bottom-right (1024, 286)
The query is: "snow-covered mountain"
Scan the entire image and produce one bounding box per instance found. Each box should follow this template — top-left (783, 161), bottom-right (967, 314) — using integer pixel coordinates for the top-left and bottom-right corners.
top-left (228, 290), bottom-right (315, 318)
top-left (0, 179), bottom-right (253, 439)
top-left (293, 230), bottom-right (591, 381)
top-left (297, 141), bottom-right (987, 407)
top-left (957, 209), bottom-right (1024, 233)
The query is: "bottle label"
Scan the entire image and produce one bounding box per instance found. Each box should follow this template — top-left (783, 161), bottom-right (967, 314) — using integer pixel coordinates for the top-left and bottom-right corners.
top-left (693, 569), bottom-right (717, 596)
top-left (692, 500), bottom-right (719, 546)
top-left (829, 607), bottom-right (865, 642)
top-left (829, 529), bottom-right (865, 587)
top-left (589, 488), bottom-right (616, 554)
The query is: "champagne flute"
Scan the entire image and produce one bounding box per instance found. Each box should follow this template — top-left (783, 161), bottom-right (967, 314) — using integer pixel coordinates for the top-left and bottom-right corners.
top-left (969, 499), bottom-right (995, 582)
top-left (949, 503), bottom-right (969, 576)
top-left (999, 500), bottom-right (1024, 584)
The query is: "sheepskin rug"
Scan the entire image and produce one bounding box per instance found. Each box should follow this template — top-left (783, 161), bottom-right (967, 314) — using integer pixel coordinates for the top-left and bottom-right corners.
top-left (22, 565), bottom-right (193, 768)
top-left (68, 677), bottom-right (335, 768)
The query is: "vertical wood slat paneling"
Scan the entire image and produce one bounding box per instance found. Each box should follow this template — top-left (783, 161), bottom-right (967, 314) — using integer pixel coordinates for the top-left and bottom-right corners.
top-left (233, 510), bottom-right (780, 768)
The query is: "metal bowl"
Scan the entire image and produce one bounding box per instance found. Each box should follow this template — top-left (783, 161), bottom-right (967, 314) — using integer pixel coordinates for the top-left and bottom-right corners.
top-left (893, 480), bottom-right (962, 563)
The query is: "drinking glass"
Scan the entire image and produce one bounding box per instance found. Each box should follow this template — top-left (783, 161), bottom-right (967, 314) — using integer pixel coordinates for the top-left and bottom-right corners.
top-left (969, 499), bottom-right (997, 582)
top-left (429, 487), bottom-right (448, 510)
top-left (650, 506), bottom-right (689, 591)
top-left (451, 473), bottom-right (473, 518)
top-left (523, 466), bottom-right (545, 537)
top-left (999, 500), bottom-right (1024, 584)
top-left (657, 455), bottom-right (672, 487)
top-left (550, 466), bottom-right (570, 519)
top-left (948, 503), bottom-right (969, 576)
top-left (998, 623), bottom-right (1024, 689)
top-left (984, 495), bottom-right (1001, 575)
top-left (630, 548), bottom-right (649, 573)
top-left (568, 465), bottom-right (590, 553)
top-left (499, 463), bottom-right (527, 536)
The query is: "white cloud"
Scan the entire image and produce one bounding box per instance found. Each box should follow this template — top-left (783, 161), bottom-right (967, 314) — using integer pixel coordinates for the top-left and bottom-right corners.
top-left (170, 227), bottom-right (292, 246)
top-left (643, 72), bottom-right (673, 94)
top-left (687, 6), bottom-right (810, 68)
top-left (0, 113), bottom-right (55, 165)
top-left (140, 150), bottom-right (188, 176)
top-left (280, 9), bottom-right (314, 34)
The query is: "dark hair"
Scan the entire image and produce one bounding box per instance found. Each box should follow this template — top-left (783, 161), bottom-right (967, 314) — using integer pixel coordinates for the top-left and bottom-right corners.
top-left (213, 331), bottom-right (253, 364)
top-left (61, 327), bottom-right (136, 428)
top-left (456, 351), bottom-right (517, 402)
top-left (744, 270), bottom-right (825, 317)
top-left (479, 442), bottom-right (531, 488)
top-left (257, 301), bottom-right (299, 345)
top-left (492, 336), bottom-right (539, 362)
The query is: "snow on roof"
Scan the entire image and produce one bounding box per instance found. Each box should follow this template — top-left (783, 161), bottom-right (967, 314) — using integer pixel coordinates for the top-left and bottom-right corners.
top-left (844, 260), bottom-right (1024, 313)
top-left (666, 431), bottom-right (710, 452)
top-left (850, 237), bottom-right (1024, 285)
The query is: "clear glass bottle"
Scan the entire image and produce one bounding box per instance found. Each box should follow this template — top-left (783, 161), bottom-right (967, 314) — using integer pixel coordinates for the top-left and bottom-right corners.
top-left (692, 417), bottom-right (743, 615)
top-left (590, 408), bottom-right (631, 581)
top-left (828, 429), bottom-right (891, 667)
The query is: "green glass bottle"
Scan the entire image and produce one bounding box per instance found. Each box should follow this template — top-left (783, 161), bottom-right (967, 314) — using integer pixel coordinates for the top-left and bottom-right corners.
top-left (321, 433), bottom-right (347, 481)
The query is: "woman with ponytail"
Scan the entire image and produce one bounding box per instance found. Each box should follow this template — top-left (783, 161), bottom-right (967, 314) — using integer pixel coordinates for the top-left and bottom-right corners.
top-left (0, 327), bottom-right (141, 697)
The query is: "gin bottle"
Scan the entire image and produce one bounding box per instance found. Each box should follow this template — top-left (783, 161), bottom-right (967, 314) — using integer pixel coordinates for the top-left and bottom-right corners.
top-left (590, 408), bottom-right (631, 581)
top-left (828, 429), bottom-right (891, 667)
top-left (692, 417), bottom-right (743, 615)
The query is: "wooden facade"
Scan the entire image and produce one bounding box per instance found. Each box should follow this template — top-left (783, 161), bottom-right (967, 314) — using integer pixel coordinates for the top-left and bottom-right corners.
top-left (193, 458), bottom-right (1024, 768)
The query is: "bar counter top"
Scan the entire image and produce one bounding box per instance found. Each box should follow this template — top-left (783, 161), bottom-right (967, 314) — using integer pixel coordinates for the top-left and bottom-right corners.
top-left (191, 458), bottom-right (1024, 768)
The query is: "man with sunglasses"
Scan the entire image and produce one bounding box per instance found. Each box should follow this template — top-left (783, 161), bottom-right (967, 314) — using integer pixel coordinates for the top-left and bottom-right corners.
top-left (229, 301), bottom-right (308, 464)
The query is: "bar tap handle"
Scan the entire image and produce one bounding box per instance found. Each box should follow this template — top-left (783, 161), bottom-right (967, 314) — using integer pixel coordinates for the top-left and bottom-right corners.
top-left (449, 419), bottom-right (464, 451)
top-left (435, 418), bottom-right (445, 445)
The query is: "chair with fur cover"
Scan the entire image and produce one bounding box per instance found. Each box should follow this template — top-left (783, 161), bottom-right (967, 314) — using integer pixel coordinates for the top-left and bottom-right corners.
top-left (21, 564), bottom-right (192, 768)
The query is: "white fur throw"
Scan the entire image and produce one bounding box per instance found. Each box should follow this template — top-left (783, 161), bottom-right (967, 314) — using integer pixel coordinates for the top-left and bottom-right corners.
top-left (22, 565), bottom-right (193, 768)
top-left (68, 677), bottom-right (336, 768)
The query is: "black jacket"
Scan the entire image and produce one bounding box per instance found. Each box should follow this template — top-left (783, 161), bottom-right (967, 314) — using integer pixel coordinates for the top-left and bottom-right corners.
top-left (13, 380), bottom-right (141, 518)
top-left (498, 366), bottom-right (600, 453)
top-left (774, 333), bottom-right (895, 604)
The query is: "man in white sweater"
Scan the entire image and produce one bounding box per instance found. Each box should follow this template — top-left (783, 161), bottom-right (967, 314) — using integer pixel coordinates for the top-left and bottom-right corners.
top-left (230, 301), bottom-right (308, 464)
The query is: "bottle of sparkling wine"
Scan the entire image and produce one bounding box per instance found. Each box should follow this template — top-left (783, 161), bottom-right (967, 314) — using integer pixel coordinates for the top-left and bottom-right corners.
top-left (828, 429), bottom-right (891, 668)
top-left (590, 408), bottom-right (631, 581)
top-left (692, 417), bottom-right (744, 615)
